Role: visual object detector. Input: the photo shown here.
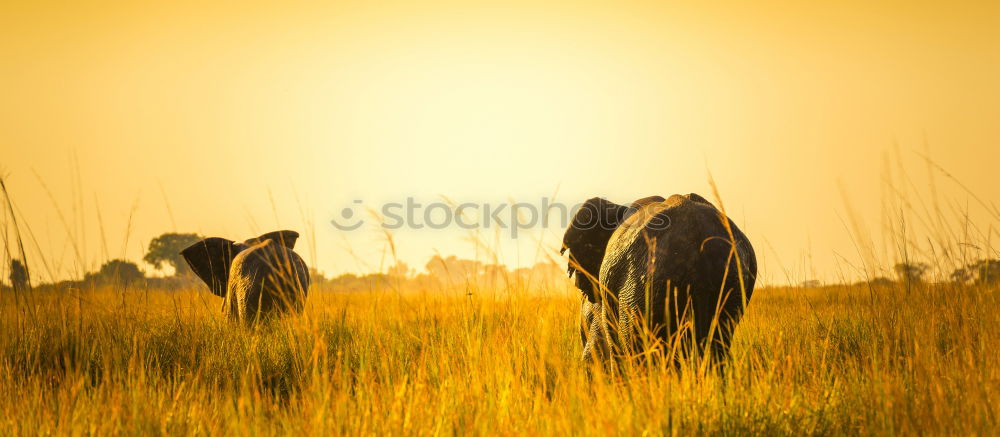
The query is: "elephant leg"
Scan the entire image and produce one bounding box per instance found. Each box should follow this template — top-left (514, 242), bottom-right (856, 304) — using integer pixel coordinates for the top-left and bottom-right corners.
top-left (581, 308), bottom-right (608, 363)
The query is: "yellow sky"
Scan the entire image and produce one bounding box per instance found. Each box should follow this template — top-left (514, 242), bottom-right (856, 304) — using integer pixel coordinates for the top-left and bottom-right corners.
top-left (2, 0), bottom-right (999, 284)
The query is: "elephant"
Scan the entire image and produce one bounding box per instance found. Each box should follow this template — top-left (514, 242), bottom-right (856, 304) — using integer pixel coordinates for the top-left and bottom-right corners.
top-left (181, 230), bottom-right (310, 323)
top-left (562, 193), bottom-right (756, 366)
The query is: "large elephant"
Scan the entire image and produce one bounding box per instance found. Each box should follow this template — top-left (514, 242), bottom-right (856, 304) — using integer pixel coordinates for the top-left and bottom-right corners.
top-left (562, 194), bottom-right (756, 365)
top-left (181, 230), bottom-right (310, 323)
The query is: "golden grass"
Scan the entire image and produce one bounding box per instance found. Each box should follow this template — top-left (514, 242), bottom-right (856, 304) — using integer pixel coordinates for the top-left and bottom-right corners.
top-left (0, 279), bottom-right (996, 436)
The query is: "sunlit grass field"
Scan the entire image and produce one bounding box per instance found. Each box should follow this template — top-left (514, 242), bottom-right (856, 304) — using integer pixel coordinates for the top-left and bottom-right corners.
top-left (1, 278), bottom-right (996, 435)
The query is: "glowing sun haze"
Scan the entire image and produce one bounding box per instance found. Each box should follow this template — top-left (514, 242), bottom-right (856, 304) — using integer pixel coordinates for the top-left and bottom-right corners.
top-left (3, 0), bottom-right (998, 284)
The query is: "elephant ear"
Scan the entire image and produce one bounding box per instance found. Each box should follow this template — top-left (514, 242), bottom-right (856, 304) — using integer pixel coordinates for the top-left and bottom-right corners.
top-left (561, 197), bottom-right (629, 303)
top-left (180, 237), bottom-right (238, 298)
top-left (245, 230), bottom-right (299, 249)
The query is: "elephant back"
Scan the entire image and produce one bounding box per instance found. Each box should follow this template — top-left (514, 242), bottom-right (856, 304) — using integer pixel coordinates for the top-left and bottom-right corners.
top-left (599, 195), bottom-right (695, 299)
top-left (598, 194), bottom-right (756, 355)
top-left (227, 239), bottom-right (310, 322)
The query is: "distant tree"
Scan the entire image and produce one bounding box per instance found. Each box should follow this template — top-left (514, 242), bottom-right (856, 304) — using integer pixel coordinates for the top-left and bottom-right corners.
top-left (870, 276), bottom-right (894, 286)
top-left (481, 264), bottom-right (509, 278)
top-left (329, 272), bottom-right (358, 289)
top-left (425, 255), bottom-right (483, 284)
top-left (969, 259), bottom-right (999, 284)
top-left (9, 259), bottom-right (29, 291)
top-left (893, 262), bottom-right (929, 284)
top-left (87, 259), bottom-right (144, 286)
top-left (800, 279), bottom-right (821, 288)
top-left (327, 272), bottom-right (391, 292)
top-left (144, 232), bottom-right (203, 276)
top-left (853, 276), bottom-right (894, 287)
top-left (387, 261), bottom-right (412, 279)
top-left (950, 267), bottom-right (972, 284)
top-left (309, 267), bottom-right (328, 285)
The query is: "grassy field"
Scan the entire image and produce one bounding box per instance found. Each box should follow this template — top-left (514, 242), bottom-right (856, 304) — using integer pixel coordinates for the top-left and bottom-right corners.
top-left (0, 279), bottom-right (996, 435)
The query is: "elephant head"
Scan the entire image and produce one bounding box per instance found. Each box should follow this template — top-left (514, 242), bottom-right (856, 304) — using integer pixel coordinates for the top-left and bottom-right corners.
top-left (181, 230), bottom-right (309, 322)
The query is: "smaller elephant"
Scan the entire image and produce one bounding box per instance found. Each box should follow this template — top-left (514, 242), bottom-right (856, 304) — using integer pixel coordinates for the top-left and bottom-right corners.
top-left (181, 230), bottom-right (310, 323)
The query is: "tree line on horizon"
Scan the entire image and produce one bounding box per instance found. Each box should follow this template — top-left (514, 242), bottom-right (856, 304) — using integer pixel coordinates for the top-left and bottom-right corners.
top-left (796, 260), bottom-right (999, 288)
top-left (2, 232), bottom-right (571, 293)
top-left (3, 232), bottom-right (998, 293)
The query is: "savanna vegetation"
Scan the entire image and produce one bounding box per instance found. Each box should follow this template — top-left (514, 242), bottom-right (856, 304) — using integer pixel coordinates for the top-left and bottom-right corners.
top-left (0, 277), bottom-right (996, 435)
top-left (0, 164), bottom-right (997, 435)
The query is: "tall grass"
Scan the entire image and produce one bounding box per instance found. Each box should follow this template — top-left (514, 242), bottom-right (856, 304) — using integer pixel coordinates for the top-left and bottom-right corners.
top-left (0, 279), bottom-right (996, 435)
top-left (1, 153), bottom-right (997, 435)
